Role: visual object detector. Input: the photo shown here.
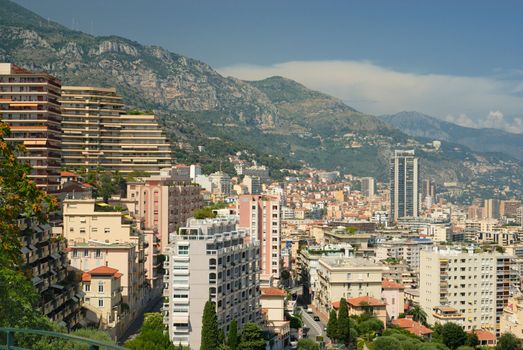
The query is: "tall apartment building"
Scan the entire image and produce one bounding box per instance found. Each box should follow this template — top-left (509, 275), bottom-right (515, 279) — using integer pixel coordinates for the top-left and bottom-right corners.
top-left (19, 216), bottom-right (83, 329)
top-left (63, 199), bottom-right (147, 319)
top-left (0, 63), bottom-right (62, 192)
top-left (361, 177), bottom-right (375, 197)
top-left (420, 248), bottom-right (517, 334)
top-left (390, 150), bottom-right (420, 222)
top-left (484, 199), bottom-right (500, 219)
top-left (126, 167), bottom-right (203, 289)
top-left (163, 218), bottom-right (261, 349)
top-left (315, 257), bottom-right (387, 314)
top-left (500, 200), bottom-right (521, 219)
top-left (60, 86), bottom-right (172, 174)
top-left (238, 194), bottom-right (282, 282)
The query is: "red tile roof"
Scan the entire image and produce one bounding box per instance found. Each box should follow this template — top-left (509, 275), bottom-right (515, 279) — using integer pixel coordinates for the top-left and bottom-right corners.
top-left (392, 318), bottom-right (433, 337)
top-left (260, 287), bottom-right (287, 297)
top-left (61, 171), bottom-right (79, 177)
top-left (82, 266), bottom-right (122, 282)
top-left (382, 279), bottom-right (406, 289)
top-left (332, 301), bottom-right (340, 310)
top-left (348, 296), bottom-right (385, 307)
top-left (468, 330), bottom-right (496, 341)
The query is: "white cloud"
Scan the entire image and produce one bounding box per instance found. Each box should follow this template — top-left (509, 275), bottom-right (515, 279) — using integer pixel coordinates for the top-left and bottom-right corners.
top-left (217, 60), bottom-right (523, 134)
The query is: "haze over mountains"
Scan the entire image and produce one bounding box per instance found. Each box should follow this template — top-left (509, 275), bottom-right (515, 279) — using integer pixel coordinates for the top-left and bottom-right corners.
top-left (1, 0), bottom-right (522, 199)
top-left (381, 111), bottom-right (523, 161)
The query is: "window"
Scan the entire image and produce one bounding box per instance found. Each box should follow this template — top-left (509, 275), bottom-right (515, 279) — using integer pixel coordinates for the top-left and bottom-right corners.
top-left (92, 227), bottom-right (98, 232)
top-left (98, 283), bottom-right (104, 293)
top-left (84, 284), bottom-right (90, 292)
top-left (95, 249), bottom-right (101, 258)
top-left (80, 228), bottom-right (86, 234)
top-left (73, 249), bottom-right (78, 258)
top-left (84, 249), bottom-right (89, 257)
top-left (98, 299), bottom-right (104, 307)
top-left (178, 245), bottom-right (189, 255)
top-left (104, 228), bottom-right (110, 234)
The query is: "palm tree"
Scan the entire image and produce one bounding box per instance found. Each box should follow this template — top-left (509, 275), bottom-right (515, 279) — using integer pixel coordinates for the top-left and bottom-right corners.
top-left (407, 305), bottom-right (427, 325)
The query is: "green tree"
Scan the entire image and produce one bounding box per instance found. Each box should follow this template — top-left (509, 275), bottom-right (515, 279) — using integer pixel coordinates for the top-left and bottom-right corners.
top-left (142, 312), bottom-right (165, 331)
top-left (238, 323), bottom-right (266, 350)
top-left (326, 309), bottom-right (338, 341)
top-left (200, 300), bottom-right (219, 350)
top-left (193, 207), bottom-right (217, 219)
top-left (297, 338), bottom-right (320, 350)
top-left (440, 323), bottom-right (467, 350)
top-left (372, 336), bottom-right (403, 350)
top-left (465, 332), bottom-right (479, 348)
top-left (407, 305), bottom-right (428, 325)
top-left (496, 333), bottom-right (521, 350)
top-left (418, 344), bottom-right (450, 350)
top-left (357, 318), bottom-right (384, 341)
top-left (98, 172), bottom-right (116, 203)
top-left (337, 298), bottom-right (349, 343)
top-left (125, 313), bottom-right (176, 350)
top-left (456, 347), bottom-right (474, 350)
top-left (227, 319), bottom-right (239, 350)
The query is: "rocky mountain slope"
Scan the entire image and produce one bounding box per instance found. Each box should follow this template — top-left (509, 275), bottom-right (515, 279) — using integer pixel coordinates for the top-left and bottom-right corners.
top-left (381, 111), bottom-right (523, 161)
top-left (1, 0), bottom-right (522, 201)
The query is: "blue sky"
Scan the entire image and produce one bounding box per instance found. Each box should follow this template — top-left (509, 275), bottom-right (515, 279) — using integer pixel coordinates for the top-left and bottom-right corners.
top-left (13, 0), bottom-right (523, 132)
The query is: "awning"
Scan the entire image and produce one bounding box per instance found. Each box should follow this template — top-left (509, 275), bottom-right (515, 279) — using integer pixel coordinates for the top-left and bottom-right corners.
top-left (51, 284), bottom-right (64, 290)
top-left (96, 202), bottom-right (109, 207)
top-left (50, 269), bottom-right (57, 276)
top-left (77, 291), bottom-right (86, 298)
top-left (31, 276), bottom-right (42, 285)
top-left (28, 244), bottom-right (38, 251)
top-left (72, 296), bottom-right (79, 302)
top-left (51, 253), bottom-right (61, 260)
top-left (58, 321), bottom-right (67, 328)
top-left (20, 247), bottom-right (30, 254)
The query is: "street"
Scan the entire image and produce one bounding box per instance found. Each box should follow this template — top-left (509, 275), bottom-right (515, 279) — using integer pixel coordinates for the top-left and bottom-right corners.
top-left (118, 295), bottom-right (163, 344)
top-left (300, 309), bottom-right (325, 340)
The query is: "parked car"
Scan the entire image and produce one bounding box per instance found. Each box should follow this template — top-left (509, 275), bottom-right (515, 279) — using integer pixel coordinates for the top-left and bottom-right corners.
top-left (313, 316), bottom-right (320, 321)
top-left (307, 307), bottom-right (313, 313)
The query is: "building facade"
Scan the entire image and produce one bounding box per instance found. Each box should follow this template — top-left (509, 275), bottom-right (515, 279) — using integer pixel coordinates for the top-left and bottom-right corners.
top-left (314, 257), bottom-right (387, 314)
top-left (238, 194), bottom-right (282, 282)
top-left (63, 199), bottom-right (147, 318)
top-left (19, 216), bottom-right (83, 329)
top-left (126, 167), bottom-right (203, 288)
top-left (420, 248), bottom-right (517, 334)
top-left (60, 86), bottom-right (172, 174)
top-left (390, 150), bottom-right (420, 222)
top-left (0, 63), bottom-right (62, 192)
top-left (163, 218), bottom-right (261, 349)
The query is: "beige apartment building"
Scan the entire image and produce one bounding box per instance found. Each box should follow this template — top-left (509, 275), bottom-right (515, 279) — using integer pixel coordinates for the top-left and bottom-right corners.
top-left (163, 218), bottom-right (261, 349)
top-left (81, 266), bottom-right (125, 337)
top-left (0, 63), bottom-right (62, 192)
top-left (60, 86), bottom-right (172, 174)
top-left (420, 248), bottom-right (517, 334)
top-left (63, 198), bottom-right (147, 319)
top-left (314, 257), bottom-right (387, 314)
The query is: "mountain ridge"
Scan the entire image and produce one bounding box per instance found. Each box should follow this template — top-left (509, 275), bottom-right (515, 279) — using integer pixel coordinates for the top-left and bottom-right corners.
top-left (1, 0), bottom-right (522, 201)
top-left (380, 111), bottom-right (523, 161)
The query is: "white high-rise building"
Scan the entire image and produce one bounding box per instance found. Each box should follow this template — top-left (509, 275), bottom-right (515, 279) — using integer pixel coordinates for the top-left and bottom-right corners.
top-left (163, 218), bottom-right (261, 348)
top-left (420, 247), bottom-right (517, 334)
top-left (390, 150), bottom-right (420, 222)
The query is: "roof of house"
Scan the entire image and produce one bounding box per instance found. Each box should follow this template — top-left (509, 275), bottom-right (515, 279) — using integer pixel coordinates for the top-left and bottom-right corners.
top-left (382, 279), bottom-right (406, 289)
top-left (260, 287), bottom-right (287, 297)
top-left (61, 171), bottom-right (79, 177)
top-left (347, 296), bottom-right (385, 307)
top-left (468, 330), bottom-right (496, 341)
top-left (81, 266), bottom-right (122, 282)
top-left (392, 318), bottom-right (433, 337)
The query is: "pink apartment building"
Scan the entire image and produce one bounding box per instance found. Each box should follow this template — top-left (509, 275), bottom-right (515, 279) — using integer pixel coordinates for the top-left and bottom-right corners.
top-left (238, 194), bottom-right (282, 283)
top-left (126, 167), bottom-right (203, 289)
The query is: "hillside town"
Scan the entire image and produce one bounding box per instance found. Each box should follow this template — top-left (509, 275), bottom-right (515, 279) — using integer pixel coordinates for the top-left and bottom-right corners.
top-left (1, 61), bottom-right (523, 350)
